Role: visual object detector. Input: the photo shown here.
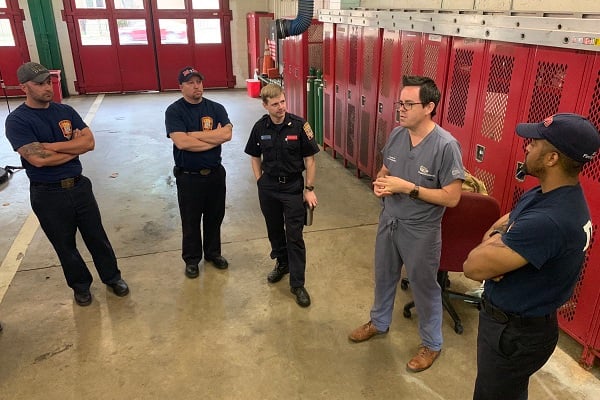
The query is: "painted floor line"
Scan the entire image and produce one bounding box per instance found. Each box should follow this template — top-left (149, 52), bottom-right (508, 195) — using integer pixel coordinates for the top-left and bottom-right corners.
top-left (0, 94), bottom-right (104, 304)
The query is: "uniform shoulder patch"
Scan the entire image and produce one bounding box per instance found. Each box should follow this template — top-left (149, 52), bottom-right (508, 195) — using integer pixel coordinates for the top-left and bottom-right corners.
top-left (303, 122), bottom-right (314, 140)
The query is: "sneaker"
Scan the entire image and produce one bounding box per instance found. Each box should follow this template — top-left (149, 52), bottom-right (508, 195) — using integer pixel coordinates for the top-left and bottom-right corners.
top-left (267, 260), bottom-right (289, 283)
top-left (406, 345), bottom-right (441, 372)
top-left (348, 321), bottom-right (388, 342)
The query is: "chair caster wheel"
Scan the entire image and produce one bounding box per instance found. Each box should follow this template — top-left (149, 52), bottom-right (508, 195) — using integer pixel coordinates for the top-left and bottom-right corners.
top-left (400, 278), bottom-right (409, 291)
top-left (454, 323), bottom-right (463, 334)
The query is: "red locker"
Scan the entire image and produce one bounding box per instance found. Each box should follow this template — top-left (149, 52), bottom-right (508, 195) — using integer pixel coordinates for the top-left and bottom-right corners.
top-left (333, 24), bottom-right (349, 165)
top-left (345, 25), bottom-right (361, 166)
top-left (502, 47), bottom-right (593, 213)
top-left (440, 38), bottom-right (488, 167)
top-left (246, 12), bottom-right (274, 79)
top-left (372, 29), bottom-right (403, 177)
top-left (356, 26), bottom-right (382, 178)
top-left (420, 34), bottom-right (451, 125)
top-left (468, 42), bottom-right (532, 203)
top-left (322, 22), bottom-right (336, 152)
top-left (558, 53), bottom-right (600, 368)
top-left (282, 20), bottom-right (322, 119)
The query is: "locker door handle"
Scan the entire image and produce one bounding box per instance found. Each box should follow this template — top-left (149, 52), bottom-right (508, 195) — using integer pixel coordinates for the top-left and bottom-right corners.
top-left (378, 102), bottom-right (383, 113)
top-left (335, 84), bottom-right (339, 94)
top-left (361, 95), bottom-right (366, 106)
top-left (475, 144), bottom-right (485, 162)
top-left (347, 89), bottom-right (351, 99)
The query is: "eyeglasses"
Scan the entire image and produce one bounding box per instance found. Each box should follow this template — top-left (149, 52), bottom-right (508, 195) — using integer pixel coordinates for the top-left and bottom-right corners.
top-left (394, 101), bottom-right (425, 110)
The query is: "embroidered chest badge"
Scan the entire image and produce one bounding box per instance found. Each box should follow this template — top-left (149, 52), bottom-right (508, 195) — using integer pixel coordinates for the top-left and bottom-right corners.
top-left (58, 120), bottom-right (73, 139)
top-left (201, 116), bottom-right (214, 131)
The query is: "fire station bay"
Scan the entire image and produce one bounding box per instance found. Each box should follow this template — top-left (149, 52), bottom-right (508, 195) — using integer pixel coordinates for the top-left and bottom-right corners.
top-left (1, 1), bottom-right (600, 399)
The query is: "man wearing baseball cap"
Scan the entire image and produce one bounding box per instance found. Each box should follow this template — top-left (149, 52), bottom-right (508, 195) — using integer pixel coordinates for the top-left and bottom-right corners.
top-left (464, 113), bottom-right (600, 400)
top-left (165, 66), bottom-right (232, 279)
top-left (5, 62), bottom-right (129, 307)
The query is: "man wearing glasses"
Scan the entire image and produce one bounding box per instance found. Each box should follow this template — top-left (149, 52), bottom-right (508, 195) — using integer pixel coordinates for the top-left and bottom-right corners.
top-left (349, 76), bottom-right (465, 373)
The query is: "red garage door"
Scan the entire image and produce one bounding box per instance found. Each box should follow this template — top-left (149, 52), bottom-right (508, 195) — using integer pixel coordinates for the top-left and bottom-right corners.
top-left (0, 0), bottom-right (30, 96)
top-left (63, 0), bottom-right (234, 94)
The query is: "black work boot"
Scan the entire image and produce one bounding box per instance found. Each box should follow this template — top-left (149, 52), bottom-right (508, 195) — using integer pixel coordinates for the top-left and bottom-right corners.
top-left (267, 258), bottom-right (289, 283)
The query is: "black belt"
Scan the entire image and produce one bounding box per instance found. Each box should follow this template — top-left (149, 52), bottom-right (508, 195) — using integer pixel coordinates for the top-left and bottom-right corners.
top-left (175, 166), bottom-right (215, 176)
top-left (31, 175), bottom-right (81, 189)
top-left (481, 298), bottom-right (556, 327)
top-left (267, 173), bottom-right (302, 183)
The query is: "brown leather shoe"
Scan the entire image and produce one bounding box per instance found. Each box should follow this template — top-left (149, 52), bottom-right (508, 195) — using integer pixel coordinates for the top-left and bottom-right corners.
top-left (348, 321), bottom-right (388, 342)
top-left (406, 345), bottom-right (441, 372)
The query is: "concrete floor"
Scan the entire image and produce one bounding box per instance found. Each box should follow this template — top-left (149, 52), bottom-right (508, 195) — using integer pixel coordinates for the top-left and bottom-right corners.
top-left (0, 90), bottom-right (598, 399)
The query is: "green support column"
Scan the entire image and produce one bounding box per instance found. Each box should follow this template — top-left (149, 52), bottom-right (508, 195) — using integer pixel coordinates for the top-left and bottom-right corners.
top-left (27, 0), bottom-right (69, 97)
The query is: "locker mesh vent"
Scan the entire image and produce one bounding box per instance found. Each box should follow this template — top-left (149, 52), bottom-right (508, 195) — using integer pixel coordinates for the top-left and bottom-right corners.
top-left (526, 61), bottom-right (566, 123)
top-left (510, 185), bottom-right (525, 211)
top-left (363, 34), bottom-right (375, 91)
top-left (335, 36), bottom-right (345, 78)
top-left (375, 119), bottom-right (389, 173)
top-left (347, 103), bottom-right (356, 157)
top-left (309, 43), bottom-right (322, 70)
top-left (481, 54), bottom-right (515, 142)
top-left (402, 40), bottom-right (416, 77)
top-left (380, 36), bottom-right (395, 98)
top-left (423, 44), bottom-right (438, 80)
top-left (473, 167), bottom-right (495, 196)
top-left (446, 49), bottom-right (474, 127)
top-left (323, 35), bottom-right (331, 75)
top-left (360, 111), bottom-right (371, 171)
top-left (558, 223), bottom-right (595, 322)
top-left (324, 92), bottom-right (331, 142)
top-left (581, 70), bottom-right (600, 182)
top-left (349, 32), bottom-right (358, 85)
top-left (308, 23), bottom-right (323, 43)
top-left (335, 97), bottom-right (343, 147)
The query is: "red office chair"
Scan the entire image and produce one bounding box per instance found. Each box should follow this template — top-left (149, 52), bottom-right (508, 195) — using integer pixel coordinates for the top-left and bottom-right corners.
top-left (401, 191), bottom-right (501, 334)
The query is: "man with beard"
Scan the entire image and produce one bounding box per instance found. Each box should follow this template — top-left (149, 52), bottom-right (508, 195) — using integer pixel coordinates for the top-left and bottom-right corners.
top-left (464, 113), bottom-right (600, 400)
top-left (5, 62), bottom-right (129, 306)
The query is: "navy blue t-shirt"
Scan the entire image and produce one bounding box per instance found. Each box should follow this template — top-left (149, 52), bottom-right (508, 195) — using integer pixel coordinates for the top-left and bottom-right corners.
top-left (5, 102), bottom-right (85, 182)
top-left (484, 184), bottom-right (592, 317)
top-left (165, 97), bottom-right (231, 170)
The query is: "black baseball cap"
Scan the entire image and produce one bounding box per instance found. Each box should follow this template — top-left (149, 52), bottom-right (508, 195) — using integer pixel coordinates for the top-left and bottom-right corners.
top-left (178, 66), bottom-right (204, 84)
top-left (516, 113), bottom-right (600, 164)
top-left (17, 62), bottom-right (50, 84)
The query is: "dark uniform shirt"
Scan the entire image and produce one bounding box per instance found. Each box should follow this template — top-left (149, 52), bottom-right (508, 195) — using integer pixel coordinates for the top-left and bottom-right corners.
top-left (165, 97), bottom-right (231, 170)
top-left (5, 102), bottom-right (85, 182)
top-left (485, 184), bottom-right (591, 317)
top-left (244, 113), bottom-right (319, 176)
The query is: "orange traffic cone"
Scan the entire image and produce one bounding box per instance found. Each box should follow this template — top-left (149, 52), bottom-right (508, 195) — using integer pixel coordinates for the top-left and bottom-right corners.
top-left (262, 38), bottom-right (275, 75)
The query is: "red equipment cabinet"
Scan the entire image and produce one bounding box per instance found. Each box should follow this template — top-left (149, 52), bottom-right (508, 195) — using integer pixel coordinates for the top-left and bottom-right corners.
top-left (502, 47), bottom-right (592, 213)
top-left (355, 26), bottom-right (382, 178)
top-left (281, 20), bottom-right (322, 119)
top-left (333, 24), bottom-right (349, 166)
top-left (558, 52), bottom-right (600, 369)
top-left (322, 22), bottom-right (336, 153)
top-left (373, 29), bottom-right (403, 177)
top-left (246, 12), bottom-right (274, 79)
top-left (439, 37), bottom-right (488, 168)
top-left (467, 42), bottom-right (532, 201)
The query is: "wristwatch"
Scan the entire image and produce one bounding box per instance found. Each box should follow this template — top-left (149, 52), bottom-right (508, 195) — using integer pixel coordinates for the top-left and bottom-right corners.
top-left (305, 185), bottom-right (315, 191)
top-left (409, 185), bottom-right (419, 199)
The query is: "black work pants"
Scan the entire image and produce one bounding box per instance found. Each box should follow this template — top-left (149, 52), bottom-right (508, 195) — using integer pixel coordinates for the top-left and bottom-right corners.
top-left (473, 309), bottom-right (558, 400)
top-left (30, 176), bottom-right (121, 293)
top-left (175, 165), bottom-right (226, 265)
top-left (257, 174), bottom-right (306, 288)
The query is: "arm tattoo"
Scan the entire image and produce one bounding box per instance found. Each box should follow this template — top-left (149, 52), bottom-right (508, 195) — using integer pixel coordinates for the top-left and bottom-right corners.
top-left (21, 142), bottom-right (53, 159)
